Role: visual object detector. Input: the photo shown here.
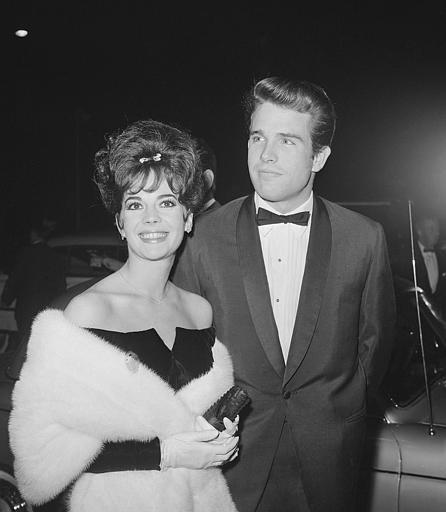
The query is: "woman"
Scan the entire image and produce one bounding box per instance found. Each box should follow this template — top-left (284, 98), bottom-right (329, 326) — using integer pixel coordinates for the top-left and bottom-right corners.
top-left (9, 120), bottom-right (239, 511)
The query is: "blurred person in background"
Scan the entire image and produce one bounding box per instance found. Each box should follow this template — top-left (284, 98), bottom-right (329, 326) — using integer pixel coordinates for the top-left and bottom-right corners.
top-left (196, 137), bottom-right (221, 215)
top-left (392, 209), bottom-right (446, 318)
top-left (1, 221), bottom-right (66, 339)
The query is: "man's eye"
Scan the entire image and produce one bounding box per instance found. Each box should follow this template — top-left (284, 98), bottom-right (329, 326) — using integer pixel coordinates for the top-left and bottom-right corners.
top-left (282, 138), bottom-right (295, 145)
top-left (250, 135), bottom-right (263, 143)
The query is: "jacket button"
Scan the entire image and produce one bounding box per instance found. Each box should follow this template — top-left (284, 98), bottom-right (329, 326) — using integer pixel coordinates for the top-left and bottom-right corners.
top-left (282, 390), bottom-right (291, 399)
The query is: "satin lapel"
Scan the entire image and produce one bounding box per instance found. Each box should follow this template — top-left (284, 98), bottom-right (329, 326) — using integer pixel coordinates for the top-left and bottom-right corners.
top-left (284, 196), bottom-right (332, 386)
top-left (237, 195), bottom-right (285, 377)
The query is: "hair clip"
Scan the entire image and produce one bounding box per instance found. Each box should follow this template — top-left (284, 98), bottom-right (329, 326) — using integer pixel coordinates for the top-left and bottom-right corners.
top-left (139, 153), bottom-right (162, 164)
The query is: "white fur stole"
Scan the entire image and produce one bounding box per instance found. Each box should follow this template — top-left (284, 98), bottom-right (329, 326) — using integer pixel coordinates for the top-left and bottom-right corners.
top-left (9, 309), bottom-right (237, 511)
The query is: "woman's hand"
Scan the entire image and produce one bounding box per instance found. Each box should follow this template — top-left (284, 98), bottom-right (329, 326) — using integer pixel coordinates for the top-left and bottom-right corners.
top-left (195, 414), bottom-right (240, 463)
top-left (221, 415), bottom-right (239, 437)
top-left (160, 427), bottom-right (239, 470)
top-left (195, 414), bottom-right (239, 437)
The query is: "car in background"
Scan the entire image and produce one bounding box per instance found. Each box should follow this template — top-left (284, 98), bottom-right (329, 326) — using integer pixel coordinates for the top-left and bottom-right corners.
top-left (341, 201), bottom-right (446, 511)
top-left (0, 231), bottom-right (126, 351)
top-left (47, 231), bottom-right (127, 286)
top-left (356, 279), bottom-right (446, 511)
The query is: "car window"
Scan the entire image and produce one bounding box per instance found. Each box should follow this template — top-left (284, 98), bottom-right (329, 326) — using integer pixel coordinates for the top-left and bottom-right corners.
top-left (53, 245), bottom-right (127, 278)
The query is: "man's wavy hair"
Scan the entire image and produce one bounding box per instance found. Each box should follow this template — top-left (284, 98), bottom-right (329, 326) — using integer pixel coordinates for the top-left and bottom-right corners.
top-left (243, 76), bottom-right (336, 154)
top-left (94, 119), bottom-right (204, 215)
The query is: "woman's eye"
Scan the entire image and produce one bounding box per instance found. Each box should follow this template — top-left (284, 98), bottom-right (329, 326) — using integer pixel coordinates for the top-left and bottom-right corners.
top-left (126, 201), bottom-right (142, 210)
top-left (160, 199), bottom-right (177, 208)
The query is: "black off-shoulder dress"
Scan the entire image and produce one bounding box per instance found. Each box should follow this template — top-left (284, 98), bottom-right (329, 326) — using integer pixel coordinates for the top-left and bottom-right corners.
top-left (87, 326), bottom-right (216, 472)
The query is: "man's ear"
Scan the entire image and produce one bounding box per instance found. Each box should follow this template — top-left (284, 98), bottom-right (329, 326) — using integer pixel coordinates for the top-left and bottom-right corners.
top-left (185, 211), bottom-right (194, 234)
top-left (312, 146), bottom-right (331, 174)
top-left (203, 169), bottom-right (214, 191)
top-left (115, 214), bottom-right (125, 240)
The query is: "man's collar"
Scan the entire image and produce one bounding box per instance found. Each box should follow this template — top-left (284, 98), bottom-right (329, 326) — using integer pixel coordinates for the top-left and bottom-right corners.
top-left (418, 240), bottom-right (436, 253)
top-left (254, 191), bottom-right (313, 215)
top-left (201, 198), bottom-right (216, 212)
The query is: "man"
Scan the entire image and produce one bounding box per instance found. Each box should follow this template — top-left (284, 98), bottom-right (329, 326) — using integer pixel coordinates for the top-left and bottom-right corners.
top-left (196, 136), bottom-right (221, 214)
top-left (414, 213), bottom-right (446, 311)
top-left (1, 223), bottom-right (66, 339)
top-left (173, 77), bottom-right (395, 512)
top-left (393, 210), bottom-right (446, 317)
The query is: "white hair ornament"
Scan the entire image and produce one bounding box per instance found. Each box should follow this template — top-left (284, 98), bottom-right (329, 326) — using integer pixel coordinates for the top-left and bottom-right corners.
top-left (139, 153), bottom-right (162, 163)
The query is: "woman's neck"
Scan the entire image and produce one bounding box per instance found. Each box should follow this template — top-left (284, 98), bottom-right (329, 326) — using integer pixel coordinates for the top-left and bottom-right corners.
top-left (118, 258), bottom-right (173, 302)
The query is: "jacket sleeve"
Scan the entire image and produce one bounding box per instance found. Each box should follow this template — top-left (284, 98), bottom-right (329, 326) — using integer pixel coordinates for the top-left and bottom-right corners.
top-left (358, 224), bottom-right (396, 394)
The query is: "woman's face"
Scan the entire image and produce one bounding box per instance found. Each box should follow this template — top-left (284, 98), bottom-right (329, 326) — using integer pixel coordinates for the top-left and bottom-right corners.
top-left (117, 175), bottom-right (192, 263)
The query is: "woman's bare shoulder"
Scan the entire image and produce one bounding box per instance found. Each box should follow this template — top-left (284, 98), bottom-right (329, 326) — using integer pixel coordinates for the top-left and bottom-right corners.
top-left (63, 284), bottom-right (111, 327)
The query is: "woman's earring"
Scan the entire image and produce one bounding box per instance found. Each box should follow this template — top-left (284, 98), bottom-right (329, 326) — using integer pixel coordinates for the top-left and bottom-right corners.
top-left (115, 214), bottom-right (125, 241)
top-left (185, 211), bottom-right (193, 234)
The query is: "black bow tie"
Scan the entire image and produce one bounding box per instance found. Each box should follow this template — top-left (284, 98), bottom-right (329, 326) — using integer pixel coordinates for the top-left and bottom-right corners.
top-left (424, 248), bottom-right (435, 253)
top-left (256, 207), bottom-right (310, 226)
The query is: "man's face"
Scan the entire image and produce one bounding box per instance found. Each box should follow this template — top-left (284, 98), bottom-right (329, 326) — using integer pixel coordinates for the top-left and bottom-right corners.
top-left (417, 218), bottom-right (440, 249)
top-left (247, 101), bottom-right (330, 214)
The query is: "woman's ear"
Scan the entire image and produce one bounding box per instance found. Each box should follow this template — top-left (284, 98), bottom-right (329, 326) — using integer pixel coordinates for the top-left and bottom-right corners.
top-left (115, 214), bottom-right (125, 240)
top-left (184, 211), bottom-right (194, 234)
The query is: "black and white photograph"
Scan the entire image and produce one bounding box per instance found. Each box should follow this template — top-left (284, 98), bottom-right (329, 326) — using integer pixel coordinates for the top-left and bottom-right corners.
top-left (1, 2), bottom-right (446, 511)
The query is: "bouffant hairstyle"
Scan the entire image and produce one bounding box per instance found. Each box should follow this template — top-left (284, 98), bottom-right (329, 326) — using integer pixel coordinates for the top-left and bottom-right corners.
top-left (94, 120), bottom-right (204, 215)
top-left (243, 76), bottom-right (336, 155)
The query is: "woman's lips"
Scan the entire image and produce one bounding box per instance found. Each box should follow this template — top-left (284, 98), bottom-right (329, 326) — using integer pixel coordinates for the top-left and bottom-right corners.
top-left (139, 231), bottom-right (168, 241)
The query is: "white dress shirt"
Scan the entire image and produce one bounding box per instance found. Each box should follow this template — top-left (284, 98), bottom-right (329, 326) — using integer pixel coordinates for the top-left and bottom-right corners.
top-left (418, 241), bottom-right (439, 293)
top-left (255, 192), bottom-right (313, 361)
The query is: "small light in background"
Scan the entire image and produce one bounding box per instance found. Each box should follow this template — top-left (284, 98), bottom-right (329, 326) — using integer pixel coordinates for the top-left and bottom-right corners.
top-left (15, 29), bottom-right (29, 38)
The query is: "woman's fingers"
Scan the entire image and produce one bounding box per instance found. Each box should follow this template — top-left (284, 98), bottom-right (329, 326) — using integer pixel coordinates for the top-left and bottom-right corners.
top-left (211, 444), bottom-right (240, 466)
top-left (228, 447), bottom-right (240, 462)
top-left (216, 436), bottom-right (239, 456)
top-left (222, 416), bottom-right (239, 436)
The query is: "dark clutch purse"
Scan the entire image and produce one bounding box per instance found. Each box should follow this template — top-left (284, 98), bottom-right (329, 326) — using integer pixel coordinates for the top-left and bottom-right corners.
top-left (203, 385), bottom-right (251, 431)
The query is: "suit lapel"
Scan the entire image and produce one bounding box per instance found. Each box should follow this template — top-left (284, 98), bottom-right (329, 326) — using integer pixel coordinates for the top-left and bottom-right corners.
top-left (284, 196), bottom-right (332, 386)
top-left (237, 195), bottom-right (285, 377)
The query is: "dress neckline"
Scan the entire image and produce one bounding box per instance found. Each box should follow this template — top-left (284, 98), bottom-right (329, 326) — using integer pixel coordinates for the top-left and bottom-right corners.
top-left (85, 325), bottom-right (214, 335)
top-left (85, 325), bottom-right (215, 353)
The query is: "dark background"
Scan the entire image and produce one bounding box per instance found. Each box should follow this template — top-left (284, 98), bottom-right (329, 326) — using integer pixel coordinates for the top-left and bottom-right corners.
top-left (3, 2), bottom-right (446, 260)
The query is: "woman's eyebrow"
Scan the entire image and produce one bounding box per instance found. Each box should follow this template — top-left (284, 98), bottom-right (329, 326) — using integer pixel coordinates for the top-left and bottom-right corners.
top-left (156, 193), bottom-right (177, 199)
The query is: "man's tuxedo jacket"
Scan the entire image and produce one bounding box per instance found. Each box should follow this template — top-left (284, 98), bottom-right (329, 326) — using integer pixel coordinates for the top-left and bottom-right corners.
top-left (174, 194), bottom-right (395, 512)
top-left (413, 243), bottom-right (446, 314)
